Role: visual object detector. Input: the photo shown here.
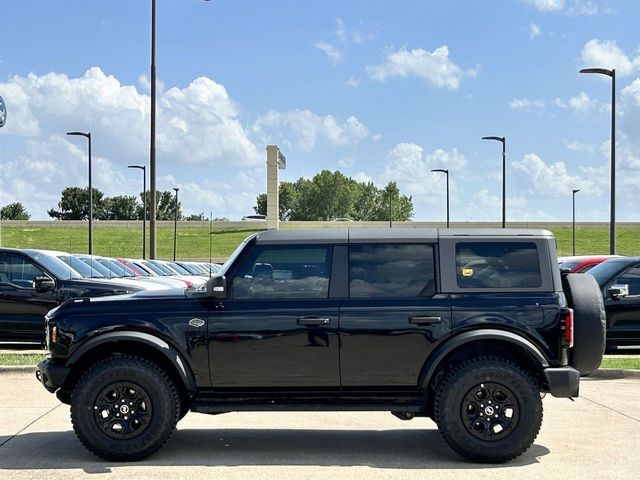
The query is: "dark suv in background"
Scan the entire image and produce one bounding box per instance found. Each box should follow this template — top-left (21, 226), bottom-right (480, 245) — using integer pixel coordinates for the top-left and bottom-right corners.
top-left (0, 248), bottom-right (144, 343)
top-left (37, 228), bottom-right (605, 463)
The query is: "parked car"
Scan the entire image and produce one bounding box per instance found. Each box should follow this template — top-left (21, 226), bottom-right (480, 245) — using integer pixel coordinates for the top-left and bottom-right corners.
top-left (241, 214), bottom-right (266, 221)
top-left (0, 248), bottom-right (145, 343)
top-left (558, 255), bottom-right (622, 273)
top-left (37, 228), bottom-right (604, 463)
top-left (587, 256), bottom-right (640, 347)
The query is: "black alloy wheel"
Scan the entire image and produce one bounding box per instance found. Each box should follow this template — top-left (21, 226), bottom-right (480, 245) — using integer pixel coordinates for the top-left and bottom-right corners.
top-left (93, 382), bottom-right (153, 440)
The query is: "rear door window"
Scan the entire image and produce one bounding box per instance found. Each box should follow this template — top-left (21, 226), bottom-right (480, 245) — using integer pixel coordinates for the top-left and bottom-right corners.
top-left (349, 244), bottom-right (436, 298)
top-left (455, 242), bottom-right (541, 289)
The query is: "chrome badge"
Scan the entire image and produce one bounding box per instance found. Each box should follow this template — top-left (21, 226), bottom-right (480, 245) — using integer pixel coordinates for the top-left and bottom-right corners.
top-left (188, 318), bottom-right (205, 328)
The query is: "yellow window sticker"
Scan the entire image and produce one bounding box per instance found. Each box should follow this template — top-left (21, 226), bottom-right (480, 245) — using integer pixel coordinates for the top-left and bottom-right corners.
top-left (462, 268), bottom-right (474, 277)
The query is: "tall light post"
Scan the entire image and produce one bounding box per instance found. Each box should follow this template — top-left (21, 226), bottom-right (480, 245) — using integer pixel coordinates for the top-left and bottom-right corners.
top-left (67, 131), bottom-right (93, 254)
top-left (173, 187), bottom-right (179, 261)
top-left (149, 0), bottom-right (212, 259)
top-left (580, 67), bottom-right (616, 254)
top-left (482, 136), bottom-right (506, 228)
top-left (572, 189), bottom-right (580, 256)
top-left (431, 168), bottom-right (450, 228)
top-left (128, 165), bottom-right (147, 259)
top-left (149, 0), bottom-right (158, 259)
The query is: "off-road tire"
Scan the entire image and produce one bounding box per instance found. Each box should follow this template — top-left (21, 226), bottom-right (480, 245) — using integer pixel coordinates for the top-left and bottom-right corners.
top-left (71, 355), bottom-right (179, 461)
top-left (563, 273), bottom-right (607, 375)
top-left (433, 357), bottom-right (542, 463)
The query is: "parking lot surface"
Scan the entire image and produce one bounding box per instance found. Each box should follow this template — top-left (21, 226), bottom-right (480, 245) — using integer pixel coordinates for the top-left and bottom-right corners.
top-left (0, 372), bottom-right (638, 480)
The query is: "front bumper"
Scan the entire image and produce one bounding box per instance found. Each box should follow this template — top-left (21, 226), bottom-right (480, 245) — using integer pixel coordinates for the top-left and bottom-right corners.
top-left (544, 366), bottom-right (580, 398)
top-left (36, 358), bottom-right (70, 393)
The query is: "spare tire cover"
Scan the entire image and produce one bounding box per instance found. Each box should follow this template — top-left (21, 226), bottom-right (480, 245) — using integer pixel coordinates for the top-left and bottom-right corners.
top-left (562, 273), bottom-right (606, 376)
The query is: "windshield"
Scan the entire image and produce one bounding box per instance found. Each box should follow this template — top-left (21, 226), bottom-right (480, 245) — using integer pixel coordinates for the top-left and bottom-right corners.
top-left (121, 260), bottom-right (149, 276)
top-left (587, 260), bottom-right (631, 286)
top-left (95, 258), bottom-right (129, 277)
top-left (218, 234), bottom-right (256, 276)
top-left (26, 251), bottom-right (82, 279)
top-left (59, 255), bottom-right (104, 278)
top-left (147, 260), bottom-right (174, 276)
top-left (178, 263), bottom-right (201, 275)
top-left (76, 256), bottom-right (114, 277)
top-left (140, 260), bottom-right (167, 276)
top-left (168, 262), bottom-right (190, 275)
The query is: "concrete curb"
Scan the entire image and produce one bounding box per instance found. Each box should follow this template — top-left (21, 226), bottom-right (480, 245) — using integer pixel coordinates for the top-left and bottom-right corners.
top-left (0, 365), bottom-right (37, 375)
top-left (587, 368), bottom-right (640, 379)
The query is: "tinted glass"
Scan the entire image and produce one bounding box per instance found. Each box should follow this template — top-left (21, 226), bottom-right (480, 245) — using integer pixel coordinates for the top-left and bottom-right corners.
top-left (232, 246), bottom-right (331, 299)
top-left (77, 257), bottom-right (113, 277)
top-left (0, 253), bottom-right (47, 288)
top-left (349, 244), bottom-right (436, 298)
top-left (616, 266), bottom-right (640, 295)
top-left (588, 260), bottom-right (630, 286)
top-left (25, 251), bottom-right (81, 279)
top-left (456, 242), bottom-right (541, 288)
top-left (59, 256), bottom-right (104, 278)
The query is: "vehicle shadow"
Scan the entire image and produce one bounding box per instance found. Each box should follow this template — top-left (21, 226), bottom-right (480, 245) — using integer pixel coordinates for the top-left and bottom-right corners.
top-left (0, 427), bottom-right (550, 473)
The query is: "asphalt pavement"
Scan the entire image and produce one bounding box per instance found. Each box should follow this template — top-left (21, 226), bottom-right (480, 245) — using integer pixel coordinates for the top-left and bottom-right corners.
top-left (0, 371), bottom-right (638, 480)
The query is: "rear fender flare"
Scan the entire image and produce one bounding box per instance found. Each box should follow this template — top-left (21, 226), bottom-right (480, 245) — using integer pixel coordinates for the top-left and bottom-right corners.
top-left (418, 329), bottom-right (549, 390)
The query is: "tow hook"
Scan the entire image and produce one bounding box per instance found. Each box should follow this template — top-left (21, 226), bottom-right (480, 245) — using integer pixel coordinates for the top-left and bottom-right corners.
top-left (391, 411), bottom-right (414, 421)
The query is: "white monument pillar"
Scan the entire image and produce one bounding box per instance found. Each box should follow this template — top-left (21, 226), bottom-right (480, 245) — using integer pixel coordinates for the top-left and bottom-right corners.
top-left (266, 145), bottom-right (286, 230)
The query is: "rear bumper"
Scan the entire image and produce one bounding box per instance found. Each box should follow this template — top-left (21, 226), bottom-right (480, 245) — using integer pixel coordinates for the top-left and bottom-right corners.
top-left (36, 358), bottom-right (70, 393)
top-left (544, 366), bottom-right (580, 398)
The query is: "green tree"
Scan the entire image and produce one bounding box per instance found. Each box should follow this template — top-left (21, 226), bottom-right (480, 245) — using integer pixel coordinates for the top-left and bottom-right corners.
top-left (48, 187), bottom-right (107, 220)
top-left (254, 182), bottom-right (299, 220)
top-left (104, 195), bottom-right (139, 220)
top-left (137, 190), bottom-right (182, 221)
top-left (253, 171), bottom-right (414, 221)
top-left (0, 202), bottom-right (31, 220)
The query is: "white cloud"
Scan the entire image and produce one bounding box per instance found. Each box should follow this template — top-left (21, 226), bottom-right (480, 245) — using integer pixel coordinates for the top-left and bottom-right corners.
top-left (252, 109), bottom-right (369, 151)
top-left (346, 76), bottom-right (359, 88)
top-left (366, 46), bottom-right (478, 90)
top-left (566, 141), bottom-right (597, 154)
top-left (384, 143), bottom-right (467, 196)
top-left (554, 91), bottom-right (607, 112)
top-left (525, 0), bottom-right (565, 12)
top-left (581, 39), bottom-right (640, 76)
top-left (529, 23), bottom-right (542, 39)
top-left (512, 153), bottom-right (602, 197)
top-left (524, 0), bottom-right (606, 15)
top-left (353, 171), bottom-right (373, 184)
top-left (314, 41), bottom-right (343, 64)
top-left (315, 18), bottom-right (373, 64)
top-left (510, 98), bottom-right (545, 111)
top-left (339, 156), bottom-right (355, 167)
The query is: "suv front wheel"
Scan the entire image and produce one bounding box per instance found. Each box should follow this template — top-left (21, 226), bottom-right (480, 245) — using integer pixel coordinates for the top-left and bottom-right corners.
top-left (70, 355), bottom-right (180, 461)
top-left (434, 357), bottom-right (542, 463)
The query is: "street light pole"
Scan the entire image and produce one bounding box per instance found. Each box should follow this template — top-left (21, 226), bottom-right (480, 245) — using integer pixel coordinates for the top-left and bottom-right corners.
top-left (149, 0), bottom-right (157, 259)
top-left (572, 189), bottom-right (580, 256)
top-left (173, 187), bottom-right (179, 261)
top-left (128, 165), bottom-right (146, 259)
top-left (482, 136), bottom-right (506, 228)
top-left (431, 168), bottom-right (450, 228)
top-left (580, 67), bottom-right (616, 254)
top-left (67, 131), bottom-right (93, 254)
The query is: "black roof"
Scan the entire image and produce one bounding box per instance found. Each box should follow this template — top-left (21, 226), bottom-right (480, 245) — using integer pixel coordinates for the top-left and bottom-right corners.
top-left (254, 227), bottom-right (554, 245)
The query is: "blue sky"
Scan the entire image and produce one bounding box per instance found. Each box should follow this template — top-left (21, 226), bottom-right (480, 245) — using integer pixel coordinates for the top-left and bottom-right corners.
top-left (2, 0), bottom-right (640, 222)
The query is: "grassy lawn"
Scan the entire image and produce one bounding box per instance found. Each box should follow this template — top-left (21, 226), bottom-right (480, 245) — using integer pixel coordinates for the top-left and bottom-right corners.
top-left (1, 223), bottom-right (640, 260)
top-left (0, 225), bottom-right (261, 261)
top-left (0, 353), bottom-right (46, 366)
top-left (600, 358), bottom-right (640, 370)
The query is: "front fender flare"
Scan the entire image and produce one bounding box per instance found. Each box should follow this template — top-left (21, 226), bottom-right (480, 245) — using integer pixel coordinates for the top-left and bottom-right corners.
top-left (418, 329), bottom-right (550, 390)
top-left (68, 331), bottom-right (197, 394)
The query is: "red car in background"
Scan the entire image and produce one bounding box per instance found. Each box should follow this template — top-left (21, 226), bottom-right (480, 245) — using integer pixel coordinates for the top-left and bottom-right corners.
top-left (558, 255), bottom-right (622, 273)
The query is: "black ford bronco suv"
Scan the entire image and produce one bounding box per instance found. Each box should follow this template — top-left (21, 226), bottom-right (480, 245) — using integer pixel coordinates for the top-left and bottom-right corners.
top-left (36, 228), bottom-right (606, 463)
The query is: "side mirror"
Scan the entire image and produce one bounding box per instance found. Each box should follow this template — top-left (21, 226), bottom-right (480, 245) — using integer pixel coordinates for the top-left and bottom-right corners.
top-left (33, 275), bottom-right (55, 292)
top-left (206, 275), bottom-right (227, 299)
top-left (609, 284), bottom-right (629, 299)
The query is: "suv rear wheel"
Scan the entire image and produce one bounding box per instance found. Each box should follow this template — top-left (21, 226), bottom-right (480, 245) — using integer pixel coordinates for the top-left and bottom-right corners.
top-left (70, 355), bottom-right (179, 461)
top-left (434, 357), bottom-right (542, 463)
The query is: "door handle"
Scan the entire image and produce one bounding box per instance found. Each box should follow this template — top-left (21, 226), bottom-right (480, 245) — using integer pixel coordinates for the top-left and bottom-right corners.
top-left (297, 317), bottom-right (330, 326)
top-left (408, 316), bottom-right (442, 325)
